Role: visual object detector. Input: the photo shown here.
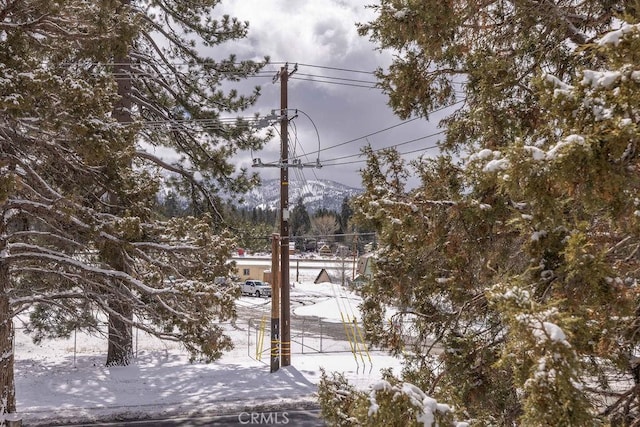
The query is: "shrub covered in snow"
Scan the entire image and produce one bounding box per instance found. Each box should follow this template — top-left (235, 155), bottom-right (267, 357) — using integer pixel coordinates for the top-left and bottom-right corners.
top-left (318, 368), bottom-right (464, 426)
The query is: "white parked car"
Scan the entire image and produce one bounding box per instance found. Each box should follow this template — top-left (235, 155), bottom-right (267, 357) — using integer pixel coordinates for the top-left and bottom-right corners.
top-left (241, 280), bottom-right (272, 298)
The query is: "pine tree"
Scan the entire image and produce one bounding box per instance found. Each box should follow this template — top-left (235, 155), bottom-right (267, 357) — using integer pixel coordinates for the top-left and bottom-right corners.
top-left (290, 197), bottom-right (311, 238)
top-left (317, 3), bottom-right (640, 426)
top-left (340, 196), bottom-right (354, 233)
top-left (158, 191), bottom-right (188, 218)
top-left (357, 0), bottom-right (631, 149)
top-left (1, 0), bottom-right (266, 414)
top-left (117, 0), bottom-right (269, 207)
top-left (97, 0), bottom-right (270, 366)
top-left (1, 0), bottom-right (136, 414)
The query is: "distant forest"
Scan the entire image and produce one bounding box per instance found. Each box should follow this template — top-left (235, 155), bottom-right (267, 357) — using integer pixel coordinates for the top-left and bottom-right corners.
top-left (155, 191), bottom-right (375, 254)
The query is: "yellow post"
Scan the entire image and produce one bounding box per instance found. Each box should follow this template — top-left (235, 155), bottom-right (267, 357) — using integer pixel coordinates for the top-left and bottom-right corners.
top-left (340, 312), bottom-right (358, 363)
top-left (353, 319), bottom-right (372, 365)
top-left (270, 234), bottom-right (280, 372)
top-left (256, 316), bottom-right (267, 360)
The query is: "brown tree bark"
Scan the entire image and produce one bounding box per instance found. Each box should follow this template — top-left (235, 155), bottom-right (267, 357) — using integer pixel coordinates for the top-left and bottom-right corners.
top-left (105, 0), bottom-right (134, 367)
top-left (103, 239), bottom-right (133, 367)
top-left (106, 292), bottom-right (133, 367)
top-left (0, 238), bottom-right (16, 415)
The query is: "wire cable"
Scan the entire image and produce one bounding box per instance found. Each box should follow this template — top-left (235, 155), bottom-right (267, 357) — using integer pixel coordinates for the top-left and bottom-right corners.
top-left (319, 129), bottom-right (445, 164)
top-left (289, 76), bottom-right (376, 89)
top-left (296, 63), bottom-right (375, 75)
top-left (321, 142), bottom-right (441, 167)
top-left (297, 99), bottom-right (464, 159)
top-left (294, 73), bottom-right (378, 85)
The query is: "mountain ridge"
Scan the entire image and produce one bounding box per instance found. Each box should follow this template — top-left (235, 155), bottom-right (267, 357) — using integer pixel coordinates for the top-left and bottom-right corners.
top-left (239, 178), bottom-right (363, 213)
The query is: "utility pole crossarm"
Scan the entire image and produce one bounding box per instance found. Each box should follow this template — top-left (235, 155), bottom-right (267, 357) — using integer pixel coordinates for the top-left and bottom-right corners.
top-left (254, 64), bottom-right (321, 172)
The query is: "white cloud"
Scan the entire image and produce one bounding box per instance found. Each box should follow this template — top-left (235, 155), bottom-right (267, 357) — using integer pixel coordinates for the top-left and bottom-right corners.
top-left (207, 0), bottom-right (445, 189)
top-left (219, 0), bottom-right (378, 65)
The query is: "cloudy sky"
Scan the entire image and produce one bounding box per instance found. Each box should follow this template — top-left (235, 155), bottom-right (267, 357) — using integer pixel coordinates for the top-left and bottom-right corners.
top-left (209, 0), bottom-right (450, 188)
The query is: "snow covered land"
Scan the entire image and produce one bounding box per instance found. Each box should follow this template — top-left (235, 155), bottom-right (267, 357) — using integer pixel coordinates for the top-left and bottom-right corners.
top-left (13, 271), bottom-right (402, 426)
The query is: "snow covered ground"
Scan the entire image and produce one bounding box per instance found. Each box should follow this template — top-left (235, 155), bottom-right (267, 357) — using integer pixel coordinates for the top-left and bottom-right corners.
top-left (12, 275), bottom-right (402, 426)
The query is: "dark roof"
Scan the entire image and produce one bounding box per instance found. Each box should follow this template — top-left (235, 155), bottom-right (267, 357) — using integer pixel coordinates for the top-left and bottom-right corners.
top-left (314, 268), bottom-right (331, 284)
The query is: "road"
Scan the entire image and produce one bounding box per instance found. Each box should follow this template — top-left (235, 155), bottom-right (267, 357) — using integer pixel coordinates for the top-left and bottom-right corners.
top-left (234, 295), bottom-right (352, 343)
top-left (54, 409), bottom-right (325, 426)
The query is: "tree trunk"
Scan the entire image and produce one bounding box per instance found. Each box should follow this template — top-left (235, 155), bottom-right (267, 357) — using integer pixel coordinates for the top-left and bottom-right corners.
top-left (0, 246), bottom-right (16, 415)
top-left (103, 240), bottom-right (133, 366)
top-left (106, 294), bottom-right (133, 367)
top-left (103, 242), bottom-right (133, 366)
top-left (105, 2), bottom-right (135, 367)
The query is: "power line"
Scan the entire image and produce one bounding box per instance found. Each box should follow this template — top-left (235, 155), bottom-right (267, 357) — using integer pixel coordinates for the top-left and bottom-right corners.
top-left (289, 76), bottom-right (376, 89)
top-left (288, 131), bottom-right (321, 208)
top-left (255, 100), bottom-right (463, 167)
top-left (294, 99), bottom-right (464, 159)
top-left (67, 60), bottom-right (468, 92)
top-left (296, 63), bottom-right (375, 75)
top-left (109, 61), bottom-right (465, 170)
top-left (265, 119), bottom-right (446, 169)
top-left (294, 72), bottom-right (378, 85)
top-left (74, 60), bottom-right (375, 73)
top-left (305, 117), bottom-right (421, 155)
top-left (321, 141), bottom-right (442, 167)
top-left (319, 129), bottom-right (446, 164)
top-left (289, 121), bottom-right (321, 182)
top-left (104, 59), bottom-right (382, 86)
top-left (117, 117), bottom-right (262, 133)
top-left (104, 61), bottom-right (463, 97)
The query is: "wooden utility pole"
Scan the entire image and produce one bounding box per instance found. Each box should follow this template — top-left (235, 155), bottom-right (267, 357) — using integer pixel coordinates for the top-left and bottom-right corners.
top-left (279, 65), bottom-right (291, 367)
top-left (253, 63), bottom-right (313, 369)
top-left (270, 233), bottom-right (280, 373)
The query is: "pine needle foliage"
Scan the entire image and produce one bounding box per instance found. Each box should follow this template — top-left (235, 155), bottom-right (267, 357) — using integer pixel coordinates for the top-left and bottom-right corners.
top-left (317, 2), bottom-right (640, 426)
top-left (1, 0), bottom-right (265, 415)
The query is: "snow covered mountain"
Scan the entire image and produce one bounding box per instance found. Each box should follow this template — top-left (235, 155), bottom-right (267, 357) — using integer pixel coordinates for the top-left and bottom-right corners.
top-left (239, 179), bottom-right (363, 213)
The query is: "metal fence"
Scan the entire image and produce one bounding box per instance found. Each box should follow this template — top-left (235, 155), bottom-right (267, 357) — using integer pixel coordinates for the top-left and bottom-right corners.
top-left (13, 323), bottom-right (183, 367)
top-left (247, 316), bottom-right (373, 363)
top-left (14, 316), bottom-right (378, 370)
